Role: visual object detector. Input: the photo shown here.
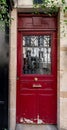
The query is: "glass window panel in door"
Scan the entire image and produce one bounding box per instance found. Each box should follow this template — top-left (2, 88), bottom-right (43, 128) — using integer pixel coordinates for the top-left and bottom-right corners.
top-left (22, 35), bottom-right (51, 75)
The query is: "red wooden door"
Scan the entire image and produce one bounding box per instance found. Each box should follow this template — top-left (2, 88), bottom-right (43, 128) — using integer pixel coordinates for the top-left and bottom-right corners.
top-left (16, 14), bottom-right (57, 124)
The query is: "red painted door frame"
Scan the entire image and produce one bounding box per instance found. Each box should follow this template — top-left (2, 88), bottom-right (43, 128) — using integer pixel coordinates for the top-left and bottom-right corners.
top-left (16, 14), bottom-right (57, 124)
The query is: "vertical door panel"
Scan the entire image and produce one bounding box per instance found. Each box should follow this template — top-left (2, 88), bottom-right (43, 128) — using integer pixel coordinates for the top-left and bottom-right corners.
top-left (39, 93), bottom-right (57, 123)
top-left (19, 93), bottom-right (37, 123)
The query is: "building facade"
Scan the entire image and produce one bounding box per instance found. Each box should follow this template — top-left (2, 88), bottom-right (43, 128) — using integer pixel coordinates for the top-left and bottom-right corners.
top-left (9, 0), bottom-right (67, 130)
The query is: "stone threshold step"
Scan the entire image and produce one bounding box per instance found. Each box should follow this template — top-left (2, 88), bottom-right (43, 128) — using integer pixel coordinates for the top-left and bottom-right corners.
top-left (16, 124), bottom-right (58, 130)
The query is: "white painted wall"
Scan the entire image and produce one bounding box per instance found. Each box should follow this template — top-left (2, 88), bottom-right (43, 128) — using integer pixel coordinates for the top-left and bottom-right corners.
top-left (18, 0), bottom-right (33, 6)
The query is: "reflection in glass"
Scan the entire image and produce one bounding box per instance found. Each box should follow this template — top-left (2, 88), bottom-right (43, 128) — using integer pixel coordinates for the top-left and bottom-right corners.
top-left (22, 35), bottom-right (51, 74)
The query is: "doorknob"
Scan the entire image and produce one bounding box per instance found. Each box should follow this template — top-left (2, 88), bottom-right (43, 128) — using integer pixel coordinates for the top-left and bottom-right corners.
top-left (34, 77), bottom-right (38, 81)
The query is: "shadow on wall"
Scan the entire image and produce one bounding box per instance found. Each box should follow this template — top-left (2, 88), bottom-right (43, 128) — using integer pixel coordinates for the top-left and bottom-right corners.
top-left (0, 21), bottom-right (9, 130)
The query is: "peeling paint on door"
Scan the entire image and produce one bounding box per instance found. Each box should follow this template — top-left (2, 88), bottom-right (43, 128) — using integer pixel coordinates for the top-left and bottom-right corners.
top-left (37, 115), bottom-right (44, 124)
top-left (20, 118), bottom-right (34, 124)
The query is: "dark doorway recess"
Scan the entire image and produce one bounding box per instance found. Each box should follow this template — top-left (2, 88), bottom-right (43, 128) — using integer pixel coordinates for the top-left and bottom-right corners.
top-left (0, 25), bottom-right (9, 130)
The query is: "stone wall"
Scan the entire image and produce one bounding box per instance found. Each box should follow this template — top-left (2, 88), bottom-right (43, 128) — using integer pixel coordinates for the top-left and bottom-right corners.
top-left (9, 9), bottom-right (17, 130)
top-left (60, 9), bottom-right (67, 130)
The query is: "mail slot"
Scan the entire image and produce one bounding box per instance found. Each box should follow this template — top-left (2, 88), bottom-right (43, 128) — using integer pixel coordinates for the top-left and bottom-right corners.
top-left (33, 84), bottom-right (42, 88)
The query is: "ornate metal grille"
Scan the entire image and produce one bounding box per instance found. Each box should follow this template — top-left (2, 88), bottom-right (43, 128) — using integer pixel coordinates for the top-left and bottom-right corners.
top-left (22, 35), bottom-right (51, 74)
top-left (33, 0), bottom-right (43, 4)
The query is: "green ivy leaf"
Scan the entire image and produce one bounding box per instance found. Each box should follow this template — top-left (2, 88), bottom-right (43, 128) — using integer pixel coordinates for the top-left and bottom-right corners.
top-left (61, 0), bottom-right (65, 4)
top-left (0, 0), bottom-right (11, 25)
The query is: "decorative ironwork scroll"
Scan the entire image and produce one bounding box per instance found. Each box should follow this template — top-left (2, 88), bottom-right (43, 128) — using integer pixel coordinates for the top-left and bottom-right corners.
top-left (22, 35), bottom-right (51, 74)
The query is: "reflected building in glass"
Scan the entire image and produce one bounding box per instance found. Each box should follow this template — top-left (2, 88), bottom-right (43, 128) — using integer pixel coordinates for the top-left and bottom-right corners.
top-left (23, 35), bottom-right (51, 74)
